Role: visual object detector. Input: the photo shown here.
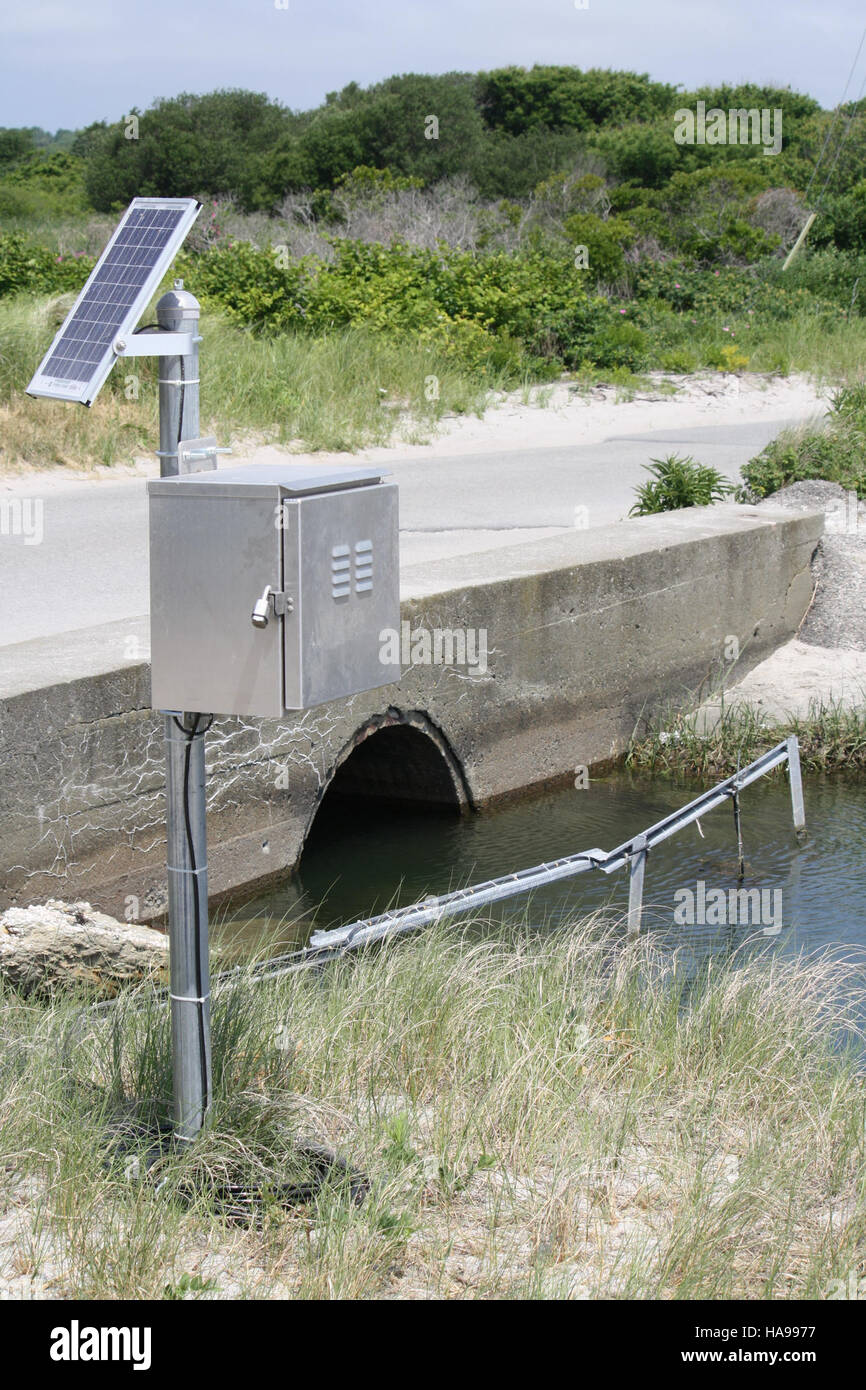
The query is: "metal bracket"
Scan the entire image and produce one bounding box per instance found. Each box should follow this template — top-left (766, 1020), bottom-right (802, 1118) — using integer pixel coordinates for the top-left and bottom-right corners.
top-left (176, 436), bottom-right (232, 472)
top-left (114, 331), bottom-right (193, 357)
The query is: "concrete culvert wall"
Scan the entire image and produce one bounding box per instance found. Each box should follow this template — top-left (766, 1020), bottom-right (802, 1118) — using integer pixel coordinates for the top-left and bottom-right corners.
top-left (0, 504), bottom-right (823, 921)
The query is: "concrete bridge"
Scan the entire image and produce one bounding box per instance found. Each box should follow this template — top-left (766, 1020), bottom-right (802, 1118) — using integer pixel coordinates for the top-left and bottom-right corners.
top-left (0, 503), bottom-right (821, 922)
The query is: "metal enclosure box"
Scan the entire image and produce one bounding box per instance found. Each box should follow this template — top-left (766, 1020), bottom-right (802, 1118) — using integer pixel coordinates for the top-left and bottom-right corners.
top-left (148, 463), bottom-right (400, 717)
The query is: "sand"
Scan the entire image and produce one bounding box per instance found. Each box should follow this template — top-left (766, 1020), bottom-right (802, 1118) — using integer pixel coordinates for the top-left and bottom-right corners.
top-left (0, 369), bottom-right (830, 492)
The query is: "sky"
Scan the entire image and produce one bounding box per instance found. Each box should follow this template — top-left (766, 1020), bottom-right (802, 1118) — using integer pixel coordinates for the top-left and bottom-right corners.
top-left (1, 0), bottom-right (865, 132)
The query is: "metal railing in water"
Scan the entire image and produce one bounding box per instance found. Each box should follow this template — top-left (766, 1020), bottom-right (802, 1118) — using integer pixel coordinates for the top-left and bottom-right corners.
top-left (212, 736), bottom-right (805, 989)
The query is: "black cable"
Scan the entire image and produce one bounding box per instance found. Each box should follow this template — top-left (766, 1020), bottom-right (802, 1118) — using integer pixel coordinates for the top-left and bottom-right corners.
top-left (177, 353), bottom-right (185, 450)
top-left (172, 713), bottom-right (211, 1121)
top-left (732, 789), bottom-right (745, 883)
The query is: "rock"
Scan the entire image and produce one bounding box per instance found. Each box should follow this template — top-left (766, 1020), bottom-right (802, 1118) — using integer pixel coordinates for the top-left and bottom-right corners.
top-left (0, 899), bottom-right (168, 996)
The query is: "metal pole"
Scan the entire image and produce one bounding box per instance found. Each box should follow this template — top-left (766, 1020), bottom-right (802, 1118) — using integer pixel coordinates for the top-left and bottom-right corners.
top-left (786, 735), bottom-right (806, 837)
top-left (165, 714), bottom-right (211, 1139)
top-left (156, 282), bottom-right (212, 1140)
top-left (627, 833), bottom-right (647, 935)
top-left (782, 211), bottom-right (817, 271)
top-left (156, 280), bottom-right (200, 476)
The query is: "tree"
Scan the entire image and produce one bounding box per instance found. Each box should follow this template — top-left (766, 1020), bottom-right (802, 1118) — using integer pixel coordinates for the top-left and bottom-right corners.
top-left (475, 66), bottom-right (679, 135)
top-left (82, 90), bottom-right (291, 210)
top-left (0, 128), bottom-right (34, 167)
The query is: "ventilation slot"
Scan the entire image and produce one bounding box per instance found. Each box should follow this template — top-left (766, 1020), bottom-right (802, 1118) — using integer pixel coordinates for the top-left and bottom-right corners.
top-left (331, 544), bottom-right (351, 600)
top-left (354, 539), bottom-right (373, 593)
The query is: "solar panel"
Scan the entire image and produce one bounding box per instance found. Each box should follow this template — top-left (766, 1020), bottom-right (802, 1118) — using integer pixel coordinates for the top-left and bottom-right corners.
top-left (26, 197), bottom-right (201, 407)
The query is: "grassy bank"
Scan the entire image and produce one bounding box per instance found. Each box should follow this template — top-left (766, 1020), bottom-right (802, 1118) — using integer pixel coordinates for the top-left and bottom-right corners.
top-left (1, 919), bottom-right (864, 1299)
top-left (4, 283), bottom-right (866, 470)
top-left (627, 695), bottom-right (866, 780)
top-left (0, 294), bottom-right (519, 469)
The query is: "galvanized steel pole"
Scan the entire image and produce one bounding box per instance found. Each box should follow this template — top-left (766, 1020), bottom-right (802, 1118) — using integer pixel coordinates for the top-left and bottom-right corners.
top-left (786, 735), bottom-right (807, 837)
top-left (156, 281), bottom-right (201, 476)
top-left (626, 833), bottom-right (647, 935)
top-left (156, 281), bottom-right (212, 1140)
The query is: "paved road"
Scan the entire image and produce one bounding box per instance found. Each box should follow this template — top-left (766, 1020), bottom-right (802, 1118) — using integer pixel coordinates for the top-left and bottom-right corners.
top-left (0, 419), bottom-right (797, 648)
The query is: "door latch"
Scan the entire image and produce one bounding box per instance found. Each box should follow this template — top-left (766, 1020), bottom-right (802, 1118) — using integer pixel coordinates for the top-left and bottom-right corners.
top-left (250, 585), bottom-right (293, 628)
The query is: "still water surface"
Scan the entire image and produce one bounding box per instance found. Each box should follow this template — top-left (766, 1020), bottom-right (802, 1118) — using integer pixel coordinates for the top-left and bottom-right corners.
top-left (220, 773), bottom-right (866, 970)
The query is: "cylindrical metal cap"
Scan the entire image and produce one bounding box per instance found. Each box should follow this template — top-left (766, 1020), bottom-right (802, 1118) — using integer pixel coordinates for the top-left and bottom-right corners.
top-left (156, 280), bottom-right (200, 325)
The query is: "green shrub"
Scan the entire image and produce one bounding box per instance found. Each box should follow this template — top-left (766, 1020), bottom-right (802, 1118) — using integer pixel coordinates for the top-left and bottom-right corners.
top-left (564, 211), bottom-right (636, 283)
top-left (741, 387), bottom-right (866, 499)
top-left (0, 232), bottom-right (93, 297)
top-left (630, 454), bottom-right (734, 514)
top-left (587, 317), bottom-right (648, 371)
top-left (179, 236), bottom-right (598, 370)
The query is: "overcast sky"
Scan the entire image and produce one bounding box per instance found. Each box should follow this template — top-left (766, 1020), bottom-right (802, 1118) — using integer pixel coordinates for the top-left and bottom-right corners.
top-left (1, 0), bottom-right (864, 131)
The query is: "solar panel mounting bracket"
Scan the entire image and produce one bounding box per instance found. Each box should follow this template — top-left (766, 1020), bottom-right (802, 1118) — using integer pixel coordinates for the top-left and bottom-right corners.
top-left (174, 436), bottom-right (232, 471)
top-left (114, 331), bottom-right (194, 357)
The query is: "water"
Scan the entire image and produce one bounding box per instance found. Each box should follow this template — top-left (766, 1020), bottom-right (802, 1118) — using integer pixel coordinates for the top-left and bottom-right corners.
top-left (220, 772), bottom-right (866, 969)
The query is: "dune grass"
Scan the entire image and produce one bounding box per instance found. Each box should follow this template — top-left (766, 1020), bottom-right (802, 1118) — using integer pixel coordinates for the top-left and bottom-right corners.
top-left (1, 917), bottom-right (864, 1300)
top-left (0, 293), bottom-right (519, 470)
top-left (4, 284), bottom-right (866, 471)
top-left (645, 312), bottom-right (866, 386)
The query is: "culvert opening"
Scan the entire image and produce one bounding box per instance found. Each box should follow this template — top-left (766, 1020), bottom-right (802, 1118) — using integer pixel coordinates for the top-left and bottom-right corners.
top-left (307, 724), bottom-right (463, 834)
top-left (300, 724), bottom-right (466, 913)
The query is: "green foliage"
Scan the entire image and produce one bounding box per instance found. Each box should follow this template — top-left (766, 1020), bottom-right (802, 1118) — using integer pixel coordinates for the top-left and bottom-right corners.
top-left (382, 1113), bottom-right (417, 1170)
top-left (83, 90), bottom-right (290, 211)
top-left (645, 164), bottom-right (780, 264)
top-left (334, 165), bottom-right (424, 196)
top-left (774, 246), bottom-right (866, 314)
top-left (181, 235), bottom-right (599, 373)
top-left (586, 316), bottom-right (648, 370)
top-left (564, 211), bottom-right (636, 283)
top-left (0, 151), bottom-right (89, 221)
top-left (707, 342), bottom-right (750, 372)
top-left (475, 66), bottom-right (679, 134)
top-left (814, 181), bottom-right (866, 253)
top-left (251, 73), bottom-right (485, 207)
top-left (4, 67), bottom-right (866, 408)
top-left (630, 454), bottom-right (734, 515)
top-left (741, 386), bottom-right (866, 499)
top-left (0, 128), bottom-right (34, 166)
top-left (686, 82), bottom-right (820, 125)
top-left (592, 121), bottom-right (684, 188)
top-left (471, 126), bottom-right (591, 200)
top-left (310, 165), bottom-right (425, 223)
top-left (180, 240), bottom-right (308, 331)
top-left (0, 233), bottom-right (93, 296)
top-left (163, 1272), bottom-right (219, 1300)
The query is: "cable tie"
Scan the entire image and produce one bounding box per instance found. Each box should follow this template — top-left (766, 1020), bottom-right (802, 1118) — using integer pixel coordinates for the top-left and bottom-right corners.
top-left (166, 863), bottom-right (208, 875)
top-left (170, 992), bottom-right (210, 1004)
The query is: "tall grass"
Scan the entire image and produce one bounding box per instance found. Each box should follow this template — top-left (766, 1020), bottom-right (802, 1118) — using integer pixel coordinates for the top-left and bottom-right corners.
top-left (646, 310), bottom-right (866, 385)
top-left (0, 294), bottom-right (512, 469)
top-left (4, 282), bottom-right (866, 470)
top-left (627, 693), bottom-right (866, 780)
top-left (1, 918), bottom-right (864, 1299)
